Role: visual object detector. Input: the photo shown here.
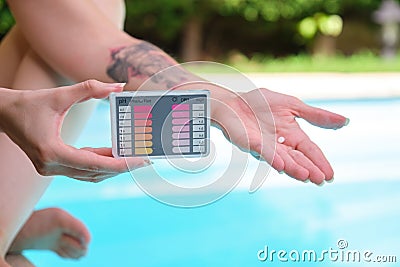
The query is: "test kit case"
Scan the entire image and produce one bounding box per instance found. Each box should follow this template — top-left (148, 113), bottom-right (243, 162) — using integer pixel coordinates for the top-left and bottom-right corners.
top-left (110, 90), bottom-right (210, 158)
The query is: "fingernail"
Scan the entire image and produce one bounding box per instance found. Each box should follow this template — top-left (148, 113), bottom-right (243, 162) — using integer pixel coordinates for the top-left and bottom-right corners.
top-left (326, 176), bottom-right (334, 183)
top-left (334, 118), bottom-right (350, 130)
top-left (126, 159), bottom-right (153, 169)
top-left (250, 151), bottom-right (261, 161)
top-left (143, 159), bottom-right (154, 167)
top-left (79, 237), bottom-right (86, 246)
top-left (316, 180), bottom-right (326, 187)
top-left (106, 82), bottom-right (126, 90)
top-left (278, 170), bottom-right (285, 174)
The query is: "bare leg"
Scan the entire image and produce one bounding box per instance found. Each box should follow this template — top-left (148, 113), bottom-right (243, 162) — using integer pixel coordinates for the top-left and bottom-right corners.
top-left (0, 43), bottom-right (98, 260)
top-left (0, 29), bottom-right (94, 259)
top-left (0, 0), bottom-right (126, 260)
top-left (0, 32), bottom-right (96, 258)
top-left (0, 26), bottom-right (28, 88)
top-left (0, 49), bottom-right (64, 258)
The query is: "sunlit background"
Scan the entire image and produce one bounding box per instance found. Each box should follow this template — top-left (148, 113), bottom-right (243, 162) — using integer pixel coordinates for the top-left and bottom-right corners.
top-left (1, 0), bottom-right (400, 266)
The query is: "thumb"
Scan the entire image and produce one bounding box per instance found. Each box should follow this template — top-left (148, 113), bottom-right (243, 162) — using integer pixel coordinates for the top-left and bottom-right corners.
top-left (60, 80), bottom-right (125, 107)
top-left (295, 102), bottom-right (349, 130)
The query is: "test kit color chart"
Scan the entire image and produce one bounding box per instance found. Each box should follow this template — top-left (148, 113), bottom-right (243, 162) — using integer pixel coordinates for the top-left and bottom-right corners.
top-left (110, 91), bottom-right (210, 158)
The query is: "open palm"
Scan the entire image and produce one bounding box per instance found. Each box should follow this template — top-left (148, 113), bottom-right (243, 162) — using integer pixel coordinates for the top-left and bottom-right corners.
top-left (213, 88), bottom-right (348, 185)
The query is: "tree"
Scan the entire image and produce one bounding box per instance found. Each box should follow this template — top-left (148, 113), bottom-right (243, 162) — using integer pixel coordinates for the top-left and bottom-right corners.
top-left (125, 0), bottom-right (223, 61)
top-left (2, 0), bottom-right (395, 57)
top-left (124, 0), bottom-right (389, 59)
top-left (0, 0), bottom-right (14, 40)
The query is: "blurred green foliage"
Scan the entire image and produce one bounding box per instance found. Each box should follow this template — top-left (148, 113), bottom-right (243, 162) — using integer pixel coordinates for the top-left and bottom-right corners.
top-left (0, 0), bottom-right (14, 38)
top-left (1, 0), bottom-right (398, 59)
top-left (124, 0), bottom-right (383, 39)
top-left (125, 0), bottom-right (220, 40)
top-left (229, 51), bottom-right (400, 72)
top-left (123, 0), bottom-right (390, 59)
top-left (298, 14), bottom-right (343, 39)
top-left (218, 0), bottom-right (381, 21)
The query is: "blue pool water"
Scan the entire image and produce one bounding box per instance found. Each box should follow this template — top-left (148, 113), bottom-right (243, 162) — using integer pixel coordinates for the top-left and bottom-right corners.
top-left (26, 98), bottom-right (400, 266)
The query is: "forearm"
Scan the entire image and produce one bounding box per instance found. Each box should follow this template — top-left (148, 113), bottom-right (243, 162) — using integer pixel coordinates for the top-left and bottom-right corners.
top-left (103, 39), bottom-right (236, 123)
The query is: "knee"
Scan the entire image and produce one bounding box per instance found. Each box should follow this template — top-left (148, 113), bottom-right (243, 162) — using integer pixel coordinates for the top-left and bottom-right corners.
top-left (93, 0), bottom-right (126, 30)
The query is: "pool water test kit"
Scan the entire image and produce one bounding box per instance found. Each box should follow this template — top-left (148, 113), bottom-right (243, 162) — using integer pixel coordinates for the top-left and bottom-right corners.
top-left (110, 90), bottom-right (210, 158)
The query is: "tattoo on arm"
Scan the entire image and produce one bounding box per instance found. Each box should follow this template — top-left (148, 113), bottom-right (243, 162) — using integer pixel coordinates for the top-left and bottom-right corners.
top-left (107, 41), bottom-right (192, 89)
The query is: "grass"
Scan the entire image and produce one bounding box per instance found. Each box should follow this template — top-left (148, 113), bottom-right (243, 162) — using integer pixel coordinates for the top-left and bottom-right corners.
top-left (227, 52), bottom-right (400, 73)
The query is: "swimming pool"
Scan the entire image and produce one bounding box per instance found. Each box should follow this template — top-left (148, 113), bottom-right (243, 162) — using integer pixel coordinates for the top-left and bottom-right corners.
top-left (25, 97), bottom-right (400, 266)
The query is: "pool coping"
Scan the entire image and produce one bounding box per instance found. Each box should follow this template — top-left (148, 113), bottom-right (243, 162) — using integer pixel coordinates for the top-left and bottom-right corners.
top-left (245, 72), bottom-right (400, 100)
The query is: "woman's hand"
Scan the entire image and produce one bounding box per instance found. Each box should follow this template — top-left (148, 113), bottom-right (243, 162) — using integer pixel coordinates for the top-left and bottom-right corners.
top-left (0, 80), bottom-right (149, 182)
top-left (212, 88), bottom-right (348, 185)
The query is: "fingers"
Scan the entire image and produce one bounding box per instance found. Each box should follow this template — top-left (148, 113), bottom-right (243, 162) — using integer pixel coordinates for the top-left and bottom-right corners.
top-left (294, 100), bottom-right (349, 130)
top-left (41, 145), bottom-right (150, 181)
top-left (79, 147), bottom-right (113, 157)
top-left (80, 148), bottom-right (150, 174)
top-left (289, 150), bottom-right (326, 184)
top-left (275, 137), bottom-right (333, 185)
top-left (77, 80), bottom-right (126, 101)
top-left (60, 144), bottom-right (148, 173)
top-left (251, 138), bottom-right (323, 185)
top-left (271, 152), bottom-right (284, 172)
top-left (43, 164), bottom-right (118, 182)
top-left (277, 148), bottom-right (309, 181)
top-left (272, 126), bottom-right (331, 184)
top-left (296, 139), bottom-right (334, 180)
top-left (277, 148), bottom-right (325, 185)
top-left (57, 80), bottom-right (125, 110)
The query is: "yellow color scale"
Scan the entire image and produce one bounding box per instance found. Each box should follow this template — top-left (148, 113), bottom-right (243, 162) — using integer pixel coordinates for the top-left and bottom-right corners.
top-left (135, 133), bottom-right (152, 140)
top-left (135, 141), bottom-right (153, 147)
top-left (135, 127), bottom-right (152, 133)
top-left (134, 132), bottom-right (153, 155)
top-left (135, 147), bottom-right (153, 155)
